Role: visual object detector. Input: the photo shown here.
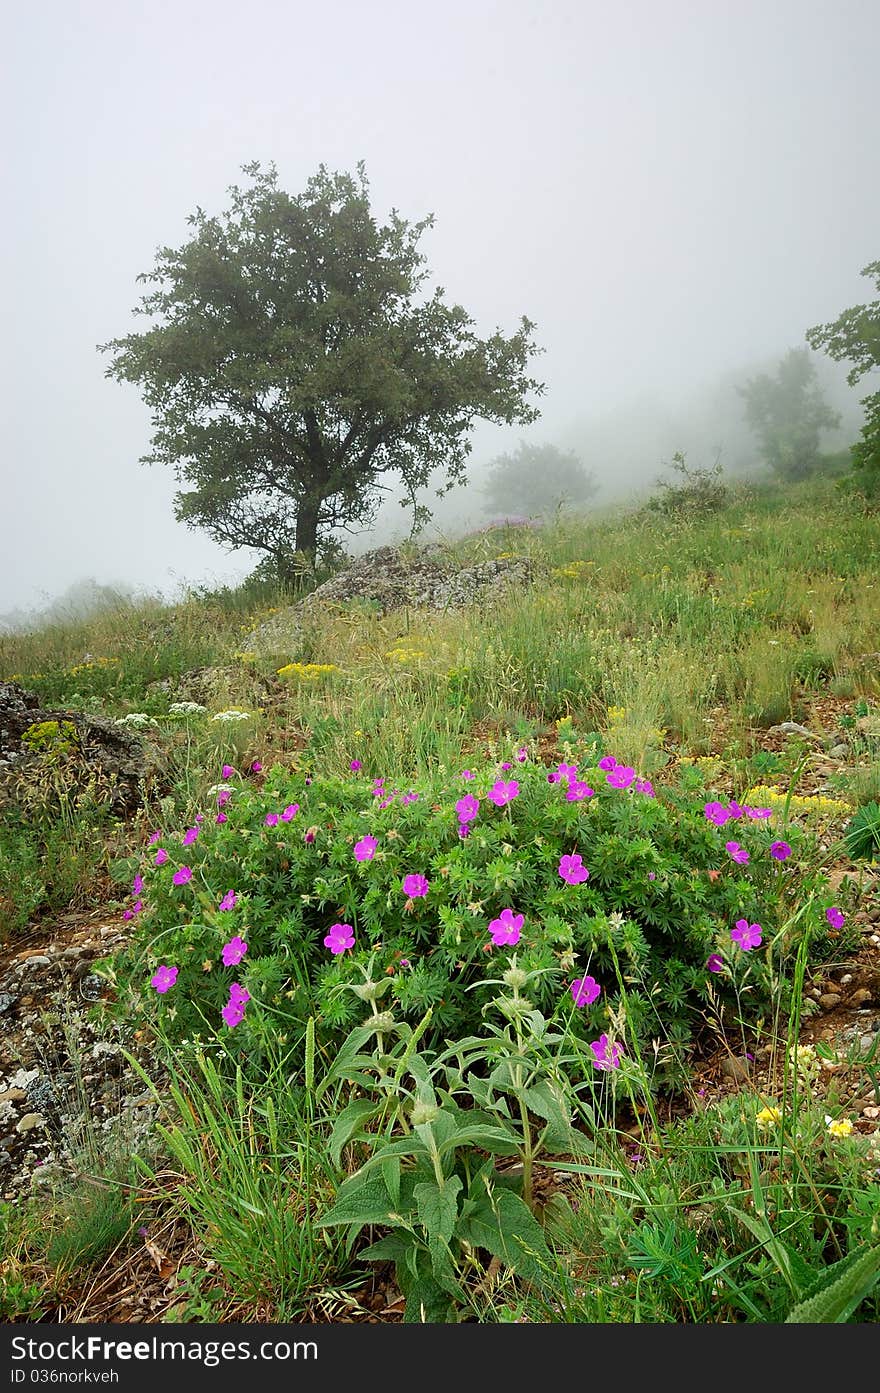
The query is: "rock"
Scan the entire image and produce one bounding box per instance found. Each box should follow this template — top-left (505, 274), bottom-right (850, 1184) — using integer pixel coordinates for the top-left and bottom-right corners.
top-left (15, 1113), bottom-right (44, 1133)
top-left (720, 1055), bottom-right (750, 1083)
top-left (15, 955), bottom-right (51, 971)
top-left (0, 992), bottom-right (18, 1014)
top-left (246, 545), bottom-right (538, 655)
top-left (860, 1034), bottom-right (877, 1053)
top-left (819, 993), bottom-right (842, 1010)
top-left (827, 744), bottom-right (850, 759)
top-left (765, 721), bottom-right (824, 744)
top-left (0, 1089), bottom-right (27, 1104)
top-left (848, 989), bottom-right (873, 1006)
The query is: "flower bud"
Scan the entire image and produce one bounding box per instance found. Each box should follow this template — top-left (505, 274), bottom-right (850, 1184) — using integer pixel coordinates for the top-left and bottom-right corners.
top-left (410, 1100), bottom-right (440, 1126)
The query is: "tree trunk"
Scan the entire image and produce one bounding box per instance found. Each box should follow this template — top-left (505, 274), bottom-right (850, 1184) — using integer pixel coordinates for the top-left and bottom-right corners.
top-left (294, 496), bottom-right (321, 559)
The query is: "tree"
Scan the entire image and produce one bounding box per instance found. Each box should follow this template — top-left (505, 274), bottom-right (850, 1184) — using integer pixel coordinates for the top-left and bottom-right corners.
top-left (737, 347), bottom-right (840, 481)
top-left (806, 261), bottom-right (880, 497)
top-left (481, 441), bottom-right (597, 518)
top-left (100, 163), bottom-right (543, 574)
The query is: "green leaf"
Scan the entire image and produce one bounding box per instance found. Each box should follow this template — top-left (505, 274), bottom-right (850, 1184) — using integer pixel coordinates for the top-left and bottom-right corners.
top-left (316, 1175), bottom-right (409, 1231)
top-left (785, 1245), bottom-right (880, 1323)
top-left (414, 1176), bottom-right (462, 1245)
top-left (327, 1098), bottom-right (379, 1168)
top-left (381, 1154), bottom-right (401, 1207)
top-left (458, 1183), bottom-right (553, 1288)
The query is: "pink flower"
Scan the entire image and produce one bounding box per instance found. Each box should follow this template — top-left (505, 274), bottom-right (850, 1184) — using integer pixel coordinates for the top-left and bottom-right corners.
top-left (460, 769), bottom-right (475, 780)
top-left (131, 899), bottom-right (144, 914)
top-left (500, 762), bottom-right (512, 770)
top-left (182, 826), bottom-right (199, 846)
top-left (218, 891), bottom-right (237, 912)
top-left (458, 823), bottom-right (471, 839)
top-left (250, 760), bottom-right (263, 773)
top-left (826, 906), bottom-right (845, 929)
top-left (570, 976), bottom-right (600, 1007)
top-left (487, 779), bottom-right (519, 807)
top-left (516, 747), bottom-right (528, 762)
top-left (704, 801), bottom-right (730, 827)
top-left (222, 1001), bottom-right (245, 1029)
top-left (349, 759), bottom-right (362, 772)
top-left (151, 964), bottom-right (178, 994)
top-left (216, 813), bottom-right (228, 824)
top-left (132, 873), bottom-right (144, 894)
top-left (148, 830), bottom-right (162, 845)
top-left (123, 909), bottom-right (133, 921)
top-left (598, 756), bottom-right (617, 772)
top-left (265, 812), bottom-right (279, 827)
top-left (281, 803), bottom-right (299, 821)
top-left (706, 953), bottom-right (724, 973)
top-left (770, 841), bottom-right (791, 861)
top-left (558, 852), bottom-right (590, 885)
top-left (725, 841), bottom-right (749, 864)
top-left (488, 908), bottom-right (524, 947)
top-left (556, 762), bottom-right (578, 783)
top-left (324, 923), bottom-right (355, 955)
top-left (221, 764), bottom-right (236, 778)
top-left (354, 835), bottom-right (378, 862)
top-left (745, 806), bottom-right (773, 820)
top-left (172, 865), bottom-right (193, 886)
top-left (229, 982), bottom-right (250, 1005)
top-left (635, 778), bottom-right (654, 797)
top-left (304, 826), bottom-right (317, 844)
top-left (217, 789), bottom-right (232, 808)
top-left (455, 793), bottom-right (480, 823)
top-left (590, 1033), bottom-right (622, 1071)
top-left (566, 780), bottom-right (595, 802)
top-left (730, 918), bottom-right (762, 951)
top-left (402, 873), bottom-right (429, 898)
top-left (606, 765), bottom-right (635, 789)
top-left (726, 800), bottom-right (744, 819)
top-left (154, 848), bottom-right (169, 865)
top-left (221, 935), bottom-right (248, 967)
top-left (402, 791), bottom-right (419, 805)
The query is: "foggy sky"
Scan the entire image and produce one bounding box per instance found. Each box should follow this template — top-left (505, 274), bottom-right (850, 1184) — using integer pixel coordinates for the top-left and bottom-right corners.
top-left (3, 0), bottom-right (878, 619)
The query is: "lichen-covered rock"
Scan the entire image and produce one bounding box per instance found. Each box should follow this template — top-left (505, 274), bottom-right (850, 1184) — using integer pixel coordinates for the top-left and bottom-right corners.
top-left (0, 682), bottom-right (158, 815)
top-left (247, 545), bottom-right (537, 655)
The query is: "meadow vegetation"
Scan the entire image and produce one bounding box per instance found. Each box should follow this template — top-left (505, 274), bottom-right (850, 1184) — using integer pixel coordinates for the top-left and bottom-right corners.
top-left (2, 473), bottom-right (880, 1323)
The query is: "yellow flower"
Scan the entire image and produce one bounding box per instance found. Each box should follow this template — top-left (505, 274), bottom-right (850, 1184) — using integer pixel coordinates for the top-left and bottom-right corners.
top-left (825, 1116), bottom-right (853, 1138)
top-left (756, 1106), bottom-right (782, 1131)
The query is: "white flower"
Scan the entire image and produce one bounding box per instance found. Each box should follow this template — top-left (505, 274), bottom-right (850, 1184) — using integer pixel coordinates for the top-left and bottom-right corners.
top-left (168, 701), bottom-right (207, 715)
top-left (114, 713), bottom-right (158, 729)
top-left (206, 783), bottom-right (234, 798)
top-left (209, 709), bottom-right (252, 723)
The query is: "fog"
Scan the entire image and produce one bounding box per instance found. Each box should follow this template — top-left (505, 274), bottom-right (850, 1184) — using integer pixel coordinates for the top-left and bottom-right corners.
top-left (3, 0), bottom-right (878, 625)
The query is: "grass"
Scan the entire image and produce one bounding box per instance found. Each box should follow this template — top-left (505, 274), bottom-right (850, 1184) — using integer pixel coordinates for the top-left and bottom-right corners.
top-left (2, 473), bottom-right (880, 1323)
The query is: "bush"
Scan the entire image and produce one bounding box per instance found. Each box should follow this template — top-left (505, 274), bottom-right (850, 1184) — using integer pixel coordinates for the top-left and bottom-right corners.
top-left (109, 740), bottom-right (844, 1093)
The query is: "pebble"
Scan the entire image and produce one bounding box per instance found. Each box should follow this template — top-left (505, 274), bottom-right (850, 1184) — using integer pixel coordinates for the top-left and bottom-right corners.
top-left (819, 993), bottom-right (842, 1009)
top-left (861, 1034), bottom-right (877, 1053)
top-left (15, 1113), bottom-right (45, 1133)
top-left (15, 956), bottom-right (51, 971)
top-left (848, 989), bottom-right (873, 1006)
top-left (0, 993), bottom-right (18, 1014)
top-left (720, 1055), bottom-right (750, 1083)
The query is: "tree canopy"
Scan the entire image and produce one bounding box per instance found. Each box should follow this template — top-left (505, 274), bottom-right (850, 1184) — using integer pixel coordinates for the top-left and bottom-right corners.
top-left (100, 162), bottom-right (544, 572)
top-left (807, 261), bottom-right (880, 497)
top-left (482, 441), bottom-right (598, 519)
top-left (737, 347), bottom-right (840, 481)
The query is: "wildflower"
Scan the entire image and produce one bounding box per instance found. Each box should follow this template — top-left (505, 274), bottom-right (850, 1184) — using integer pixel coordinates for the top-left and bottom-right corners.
top-left (354, 835), bottom-right (378, 862)
top-left (488, 908), bottom-right (524, 947)
top-left (182, 826), bottom-right (199, 846)
top-left (634, 778), bottom-right (654, 797)
top-left (770, 841), bottom-right (791, 861)
top-left (131, 899), bottom-right (144, 914)
top-left (730, 918), bottom-right (762, 951)
top-left (324, 923), bottom-right (355, 955)
top-left (455, 793), bottom-right (480, 823)
top-left (216, 813), bottom-right (228, 824)
top-left (217, 788), bottom-right (232, 808)
top-left (598, 756), bottom-right (617, 771)
top-left (402, 873), bottom-right (429, 898)
top-left (756, 1106), bottom-right (782, 1131)
top-left (825, 1116), bottom-right (854, 1138)
top-left (704, 802), bottom-right (730, 827)
top-left (222, 1001), bottom-right (245, 1029)
top-left (501, 762), bottom-right (512, 770)
top-left (402, 791), bottom-right (419, 804)
top-left (725, 841), bottom-right (749, 864)
top-left (458, 823), bottom-right (471, 839)
top-left (547, 771), bottom-right (560, 784)
top-left (222, 764), bottom-right (236, 778)
top-left (516, 747), bottom-right (528, 762)
top-left (123, 909), bottom-right (133, 921)
top-left (228, 982), bottom-right (250, 1005)
top-left (570, 976), bottom-right (601, 1007)
top-left (726, 800), bottom-right (744, 819)
top-left (647, 870), bottom-right (656, 880)
top-left (151, 964), bottom-right (178, 994)
top-left (745, 806), bottom-right (772, 819)
top-left (148, 830), bottom-right (162, 844)
top-left (556, 762), bottom-right (578, 783)
top-left (195, 813), bottom-right (204, 824)
top-left (460, 769), bottom-right (475, 780)
top-left (210, 709), bottom-right (251, 723)
top-left (487, 779), bottom-right (519, 806)
top-left (132, 874), bottom-right (144, 894)
top-left (304, 825), bottom-right (318, 844)
top-left (172, 866), bottom-right (193, 886)
top-left (606, 765), bottom-right (635, 789)
top-left (281, 803), bottom-right (299, 821)
top-left (250, 760), bottom-right (263, 773)
top-left (221, 936), bottom-right (248, 967)
top-left (706, 953), bottom-right (724, 973)
top-left (589, 1033), bottom-right (622, 1071)
top-left (566, 779), bottom-right (595, 802)
top-left (826, 906), bottom-right (845, 929)
top-left (350, 759), bottom-right (362, 772)
top-left (218, 891), bottom-right (237, 912)
top-left (559, 852), bottom-right (590, 885)
top-left (265, 812), bottom-right (279, 827)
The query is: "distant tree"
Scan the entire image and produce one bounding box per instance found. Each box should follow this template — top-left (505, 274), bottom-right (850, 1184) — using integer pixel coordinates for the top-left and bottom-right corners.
top-left (737, 347), bottom-right (840, 480)
top-left (807, 261), bottom-right (880, 497)
top-left (482, 441), bottom-right (598, 518)
top-left (100, 163), bottom-right (543, 576)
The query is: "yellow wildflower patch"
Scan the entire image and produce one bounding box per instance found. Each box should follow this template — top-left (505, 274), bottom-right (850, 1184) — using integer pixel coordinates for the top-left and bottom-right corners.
top-left (277, 662), bottom-right (339, 680)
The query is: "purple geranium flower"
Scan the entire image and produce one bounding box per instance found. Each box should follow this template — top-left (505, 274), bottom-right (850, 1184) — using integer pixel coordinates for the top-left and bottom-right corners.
top-left (706, 953), bottom-right (724, 973)
top-left (730, 918), bottom-right (763, 950)
top-left (402, 873), bottom-right (429, 898)
top-left (264, 812), bottom-right (279, 827)
top-left (460, 769), bottom-right (475, 780)
top-left (725, 841), bottom-right (749, 864)
top-left (354, 835), bottom-right (378, 863)
top-left (566, 779), bottom-right (595, 802)
top-left (745, 806), bottom-right (773, 819)
top-left (598, 756), bottom-right (617, 772)
top-left (488, 908), bottom-right (524, 947)
top-left (132, 873), bottom-right (144, 895)
top-left (324, 923), bottom-right (355, 955)
top-left (221, 935), bottom-right (248, 967)
top-left (559, 852), bottom-right (590, 885)
top-left (221, 764), bottom-right (236, 779)
top-left (704, 801), bottom-right (730, 827)
top-left (458, 823), bottom-right (471, 839)
top-left (281, 803), bottom-right (299, 821)
top-left (570, 976), bottom-right (601, 1007)
top-left (826, 906), bottom-right (845, 929)
top-left (182, 826), bottom-right (199, 846)
top-left (556, 762), bottom-right (579, 783)
top-left (218, 890), bottom-right (237, 912)
top-left (606, 765), bottom-right (635, 789)
top-left (172, 865), bottom-right (192, 886)
top-left (455, 794), bottom-right (480, 823)
top-left (590, 1033), bottom-right (622, 1071)
top-left (216, 812), bottom-right (228, 824)
top-left (349, 759), bottom-right (362, 772)
top-left (151, 964), bottom-right (178, 994)
top-left (487, 779), bottom-right (519, 806)
top-left (635, 778), bottom-right (654, 797)
top-left (222, 1001), bottom-right (245, 1029)
top-left (770, 841), bottom-right (791, 861)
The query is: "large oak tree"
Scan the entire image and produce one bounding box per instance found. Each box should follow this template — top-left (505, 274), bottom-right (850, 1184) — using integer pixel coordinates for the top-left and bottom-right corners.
top-left (100, 163), bottom-right (544, 575)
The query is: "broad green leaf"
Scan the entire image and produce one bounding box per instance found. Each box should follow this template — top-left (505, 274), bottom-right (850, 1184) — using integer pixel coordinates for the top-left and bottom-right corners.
top-left (414, 1176), bottom-right (462, 1245)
